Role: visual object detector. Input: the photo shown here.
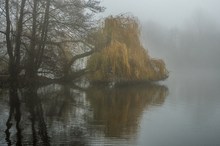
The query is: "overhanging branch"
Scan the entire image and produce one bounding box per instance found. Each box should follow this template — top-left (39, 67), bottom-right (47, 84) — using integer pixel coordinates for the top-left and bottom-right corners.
top-left (0, 30), bottom-right (6, 35)
top-left (69, 50), bottom-right (94, 66)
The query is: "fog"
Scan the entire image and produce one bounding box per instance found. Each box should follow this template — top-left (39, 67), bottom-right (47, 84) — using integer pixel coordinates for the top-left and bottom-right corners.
top-left (100, 0), bottom-right (220, 28)
top-left (99, 0), bottom-right (220, 77)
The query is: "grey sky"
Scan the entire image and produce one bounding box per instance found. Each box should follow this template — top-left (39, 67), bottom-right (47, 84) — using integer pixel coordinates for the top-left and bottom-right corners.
top-left (99, 0), bottom-right (220, 28)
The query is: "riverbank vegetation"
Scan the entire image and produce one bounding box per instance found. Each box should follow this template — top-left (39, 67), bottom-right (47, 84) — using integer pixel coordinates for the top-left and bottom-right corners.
top-left (0, 0), bottom-right (168, 87)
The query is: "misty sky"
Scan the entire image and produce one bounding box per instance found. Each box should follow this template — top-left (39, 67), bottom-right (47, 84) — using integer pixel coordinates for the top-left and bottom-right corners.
top-left (100, 0), bottom-right (220, 28)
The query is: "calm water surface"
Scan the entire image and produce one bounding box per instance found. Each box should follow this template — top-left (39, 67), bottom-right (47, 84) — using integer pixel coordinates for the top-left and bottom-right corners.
top-left (0, 71), bottom-right (220, 146)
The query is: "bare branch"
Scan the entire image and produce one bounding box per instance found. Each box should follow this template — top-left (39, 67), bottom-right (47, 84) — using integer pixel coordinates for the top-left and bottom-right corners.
top-left (69, 50), bottom-right (94, 66)
top-left (0, 30), bottom-right (6, 35)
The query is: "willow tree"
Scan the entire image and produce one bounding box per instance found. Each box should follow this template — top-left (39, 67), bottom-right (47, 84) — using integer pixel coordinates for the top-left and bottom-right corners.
top-left (87, 15), bottom-right (169, 83)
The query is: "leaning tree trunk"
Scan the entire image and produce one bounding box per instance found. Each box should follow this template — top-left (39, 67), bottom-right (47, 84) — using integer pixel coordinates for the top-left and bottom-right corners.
top-left (60, 50), bottom-right (94, 82)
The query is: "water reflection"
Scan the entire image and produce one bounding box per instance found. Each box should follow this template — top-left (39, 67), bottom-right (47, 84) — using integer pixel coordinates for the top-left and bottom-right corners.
top-left (4, 85), bottom-right (51, 146)
top-left (5, 85), bottom-right (22, 146)
top-left (86, 83), bottom-right (168, 137)
top-left (36, 85), bottom-right (89, 146)
top-left (1, 83), bottom-right (168, 145)
top-left (23, 86), bottom-right (50, 146)
top-left (39, 85), bottom-right (80, 122)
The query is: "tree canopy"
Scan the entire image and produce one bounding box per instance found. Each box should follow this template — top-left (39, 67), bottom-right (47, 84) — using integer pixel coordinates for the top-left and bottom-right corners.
top-left (87, 15), bottom-right (169, 83)
top-left (0, 0), bottom-right (104, 84)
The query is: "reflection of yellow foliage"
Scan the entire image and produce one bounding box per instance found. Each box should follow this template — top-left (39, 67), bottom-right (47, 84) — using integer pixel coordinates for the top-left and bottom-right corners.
top-left (87, 15), bottom-right (169, 82)
top-left (86, 83), bottom-right (168, 137)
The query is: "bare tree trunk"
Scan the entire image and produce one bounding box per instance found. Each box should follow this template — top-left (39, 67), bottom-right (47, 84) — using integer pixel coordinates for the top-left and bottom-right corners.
top-left (14, 0), bottom-right (26, 76)
top-left (5, 0), bottom-right (26, 84)
top-left (26, 0), bottom-right (38, 80)
top-left (5, 0), bottom-right (15, 83)
top-left (26, 0), bottom-right (51, 82)
top-left (37, 0), bottom-right (51, 69)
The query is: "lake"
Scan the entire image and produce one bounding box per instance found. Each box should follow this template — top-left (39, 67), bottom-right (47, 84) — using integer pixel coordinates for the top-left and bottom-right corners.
top-left (0, 69), bottom-right (220, 146)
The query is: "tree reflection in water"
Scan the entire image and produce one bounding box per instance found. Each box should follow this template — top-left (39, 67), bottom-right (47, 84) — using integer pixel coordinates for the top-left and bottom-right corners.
top-left (23, 86), bottom-right (50, 146)
top-left (38, 84), bottom-right (89, 146)
top-left (86, 83), bottom-right (168, 137)
top-left (2, 83), bottom-right (168, 145)
top-left (5, 85), bottom-right (22, 146)
top-left (4, 85), bottom-right (51, 146)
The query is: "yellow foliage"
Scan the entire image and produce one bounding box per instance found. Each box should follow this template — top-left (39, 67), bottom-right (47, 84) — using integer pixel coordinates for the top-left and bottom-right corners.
top-left (87, 15), bottom-right (168, 83)
top-left (86, 83), bottom-right (168, 136)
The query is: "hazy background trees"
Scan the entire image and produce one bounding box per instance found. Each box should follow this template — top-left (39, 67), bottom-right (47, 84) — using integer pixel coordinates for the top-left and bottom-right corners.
top-left (141, 10), bottom-right (220, 75)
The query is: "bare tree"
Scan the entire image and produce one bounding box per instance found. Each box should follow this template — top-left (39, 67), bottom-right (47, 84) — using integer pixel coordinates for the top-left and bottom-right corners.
top-left (4, 0), bottom-right (26, 84)
top-left (0, 0), bottom-right (104, 84)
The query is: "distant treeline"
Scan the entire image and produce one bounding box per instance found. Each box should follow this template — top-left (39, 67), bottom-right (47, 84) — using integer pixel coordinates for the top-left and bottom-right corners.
top-left (142, 11), bottom-right (220, 71)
